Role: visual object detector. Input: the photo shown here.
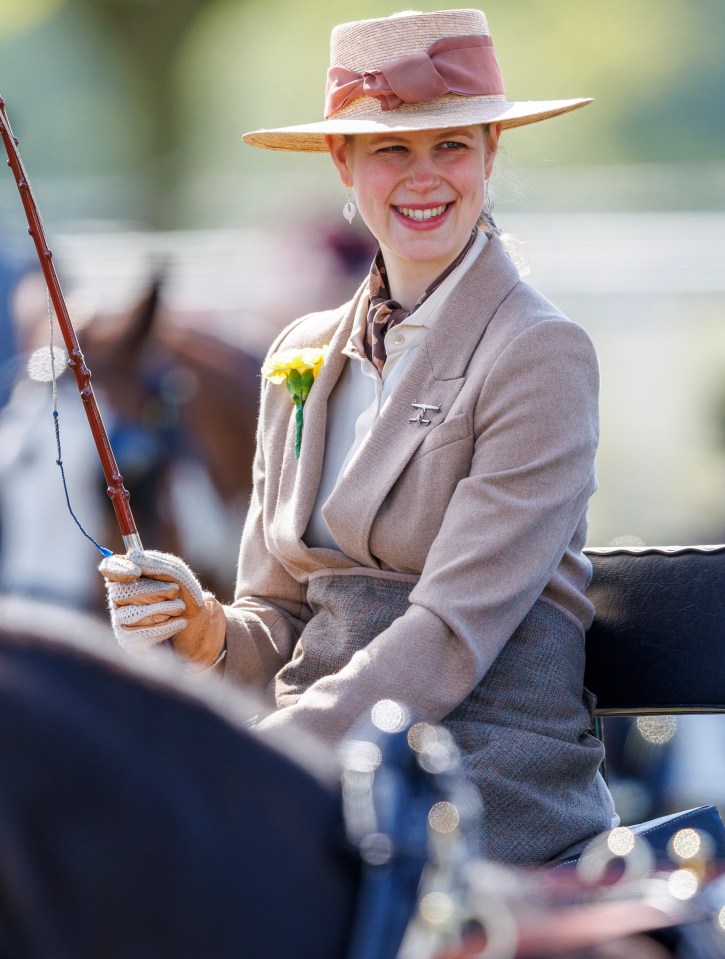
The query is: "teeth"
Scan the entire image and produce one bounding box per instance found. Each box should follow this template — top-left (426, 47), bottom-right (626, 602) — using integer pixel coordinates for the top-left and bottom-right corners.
top-left (396, 204), bottom-right (447, 221)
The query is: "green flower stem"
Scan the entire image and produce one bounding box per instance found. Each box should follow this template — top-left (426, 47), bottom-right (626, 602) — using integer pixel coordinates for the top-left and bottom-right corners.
top-left (294, 402), bottom-right (304, 458)
top-left (286, 369), bottom-right (315, 459)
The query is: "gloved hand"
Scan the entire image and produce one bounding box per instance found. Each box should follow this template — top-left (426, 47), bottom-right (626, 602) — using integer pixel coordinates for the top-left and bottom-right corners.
top-left (99, 547), bottom-right (226, 667)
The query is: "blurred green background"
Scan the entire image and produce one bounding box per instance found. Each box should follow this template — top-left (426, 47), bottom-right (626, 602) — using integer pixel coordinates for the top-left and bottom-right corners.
top-left (1, 0), bottom-right (725, 549)
top-left (2, 0), bottom-right (725, 225)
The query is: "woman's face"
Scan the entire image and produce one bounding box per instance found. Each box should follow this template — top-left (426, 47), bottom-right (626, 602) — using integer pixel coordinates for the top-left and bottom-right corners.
top-left (328, 124), bottom-right (499, 284)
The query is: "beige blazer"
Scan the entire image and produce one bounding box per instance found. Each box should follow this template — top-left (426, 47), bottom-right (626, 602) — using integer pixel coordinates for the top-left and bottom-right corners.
top-left (223, 234), bottom-right (600, 746)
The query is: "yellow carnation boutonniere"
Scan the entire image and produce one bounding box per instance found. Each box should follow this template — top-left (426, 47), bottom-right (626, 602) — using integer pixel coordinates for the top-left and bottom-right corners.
top-left (261, 345), bottom-right (329, 458)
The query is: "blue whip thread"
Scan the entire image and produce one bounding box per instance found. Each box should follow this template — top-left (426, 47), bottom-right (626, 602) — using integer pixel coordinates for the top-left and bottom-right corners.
top-left (52, 409), bottom-right (113, 557)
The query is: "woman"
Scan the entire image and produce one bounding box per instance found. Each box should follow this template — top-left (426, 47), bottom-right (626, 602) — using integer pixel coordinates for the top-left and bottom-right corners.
top-left (101, 8), bottom-right (616, 865)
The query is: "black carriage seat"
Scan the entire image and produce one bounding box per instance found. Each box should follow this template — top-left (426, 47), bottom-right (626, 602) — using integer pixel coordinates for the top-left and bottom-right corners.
top-left (561, 544), bottom-right (725, 865)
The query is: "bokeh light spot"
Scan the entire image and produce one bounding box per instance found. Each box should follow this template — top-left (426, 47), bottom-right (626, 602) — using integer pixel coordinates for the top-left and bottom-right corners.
top-left (671, 828), bottom-right (701, 861)
top-left (342, 740), bottom-right (382, 774)
top-left (607, 826), bottom-right (636, 857)
top-left (636, 715), bottom-right (677, 745)
top-left (419, 892), bottom-right (456, 926)
top-left (27, 345), bottom-right (67, 382)
top-left (608, 535), bottom-right (646, 547)
top-left (407, 722), bottom-right (434, 752)
top-left (668, 868), bottom-right (699, 900)
top-left (370, 699), bottom-right (408, 733)
top-left (428, 801), bottom-right (460, 834)
top-left (359, 832), bottom-right (392, 866)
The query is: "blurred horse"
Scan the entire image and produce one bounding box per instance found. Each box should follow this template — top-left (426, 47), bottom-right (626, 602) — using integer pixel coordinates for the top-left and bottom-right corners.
top-left (79, 274), bottom-right (262, 604)
top-left (0, 273), bottom-right (262, 612)
top-left (0, 594), bottom-right (360, 959)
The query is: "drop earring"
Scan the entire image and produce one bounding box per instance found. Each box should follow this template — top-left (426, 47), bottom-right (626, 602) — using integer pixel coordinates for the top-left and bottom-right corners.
top-left (343, 186), bottom-right (356, 224)
top-left (480, 182), bottom-right (500, 236)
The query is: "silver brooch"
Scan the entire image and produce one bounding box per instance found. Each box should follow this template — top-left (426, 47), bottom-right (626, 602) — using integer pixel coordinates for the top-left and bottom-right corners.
top-left (409, 402), bottom-right (441, 426)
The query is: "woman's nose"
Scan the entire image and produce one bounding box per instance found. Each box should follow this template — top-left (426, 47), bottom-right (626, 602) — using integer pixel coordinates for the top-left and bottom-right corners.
top-left (406, 154), bottom-right (440, 191)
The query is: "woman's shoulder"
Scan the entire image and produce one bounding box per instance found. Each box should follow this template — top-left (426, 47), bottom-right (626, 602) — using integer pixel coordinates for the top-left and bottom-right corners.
top-left (463, 242), bottom-right (599, 381)
top-left (488, 281), bottom-right (598, 382)
top-left (475, 241), bottom-right (594, 348)
top-left (504, 279), bottom-right (589, 335)
top-left (469, 234), bottom-right (593, 344)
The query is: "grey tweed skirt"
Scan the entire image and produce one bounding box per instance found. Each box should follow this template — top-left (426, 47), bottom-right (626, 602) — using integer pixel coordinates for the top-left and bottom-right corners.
top-left (274, 573), bottom-right (614, 865)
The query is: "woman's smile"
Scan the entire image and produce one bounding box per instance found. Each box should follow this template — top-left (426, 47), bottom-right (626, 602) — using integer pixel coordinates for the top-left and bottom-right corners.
top-left (393, 203), bottom-right (452, 226)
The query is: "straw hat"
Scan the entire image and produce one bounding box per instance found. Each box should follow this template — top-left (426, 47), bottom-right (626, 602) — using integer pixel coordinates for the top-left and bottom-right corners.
top-left (242, 8), bottom-right (592, 152)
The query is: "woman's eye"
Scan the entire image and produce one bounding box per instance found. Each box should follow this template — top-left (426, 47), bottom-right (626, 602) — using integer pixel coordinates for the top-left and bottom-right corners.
top-left (377, 144), bottom-right (407, 154)
top-left (440, 140), bottom-right (465, 151)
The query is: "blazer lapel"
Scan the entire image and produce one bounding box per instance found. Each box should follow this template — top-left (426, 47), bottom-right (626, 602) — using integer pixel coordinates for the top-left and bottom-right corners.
top-left (272, 285), bottom-right (365, 564)
top-left (322, 236), bottom-right (521, 566)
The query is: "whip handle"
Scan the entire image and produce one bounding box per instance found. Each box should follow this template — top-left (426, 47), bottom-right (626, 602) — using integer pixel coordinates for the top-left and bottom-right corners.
top-left (0, 95), bottom-right (141, 549)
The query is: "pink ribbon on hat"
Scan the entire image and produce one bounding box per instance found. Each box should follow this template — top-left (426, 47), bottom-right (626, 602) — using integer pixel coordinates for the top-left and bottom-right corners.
top-left (324, 35), bottom-right (505, 118)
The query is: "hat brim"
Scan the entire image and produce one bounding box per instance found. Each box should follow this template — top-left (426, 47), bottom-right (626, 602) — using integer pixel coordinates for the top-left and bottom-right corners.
top-left (242, 96), bottom-right (593, 152)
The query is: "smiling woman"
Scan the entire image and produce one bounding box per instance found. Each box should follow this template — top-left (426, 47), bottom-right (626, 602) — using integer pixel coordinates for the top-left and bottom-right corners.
top-left (327, 125), bottom-right (494, 308)
top-left (99, 8), bottom-right (616, 869)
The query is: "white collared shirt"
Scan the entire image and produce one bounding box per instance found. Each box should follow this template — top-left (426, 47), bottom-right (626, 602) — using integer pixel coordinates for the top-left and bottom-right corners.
top-left (305, 229), bottom-right (488, 550)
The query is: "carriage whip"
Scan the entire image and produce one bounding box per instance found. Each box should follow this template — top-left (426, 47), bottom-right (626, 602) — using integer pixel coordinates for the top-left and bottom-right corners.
top-left (0, 95), bottom-right (142, 554)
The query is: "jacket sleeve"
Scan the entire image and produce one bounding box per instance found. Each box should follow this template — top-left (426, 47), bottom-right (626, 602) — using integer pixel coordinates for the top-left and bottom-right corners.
top-left (256, 317), bottom-right (599, 744)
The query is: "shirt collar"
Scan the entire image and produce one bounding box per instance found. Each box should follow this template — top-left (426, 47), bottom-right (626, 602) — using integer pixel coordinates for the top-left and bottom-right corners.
top-left (342, 228), bottom-right (488, 360)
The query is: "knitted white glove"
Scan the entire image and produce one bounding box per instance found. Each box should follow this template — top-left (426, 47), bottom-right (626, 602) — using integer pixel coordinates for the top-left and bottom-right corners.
top-left (99, 547), bottom-right (209, 654)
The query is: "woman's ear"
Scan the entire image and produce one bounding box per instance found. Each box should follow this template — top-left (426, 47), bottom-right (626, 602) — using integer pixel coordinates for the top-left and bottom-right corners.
top-left (326, 134), bottom-right (353, 187)
top-left (484, 123), bottom-right (502, 181)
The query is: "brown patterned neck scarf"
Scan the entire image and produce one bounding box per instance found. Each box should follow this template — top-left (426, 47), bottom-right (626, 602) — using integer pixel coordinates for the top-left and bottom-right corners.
top-left (364, 229), bottom-right (477, 374)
